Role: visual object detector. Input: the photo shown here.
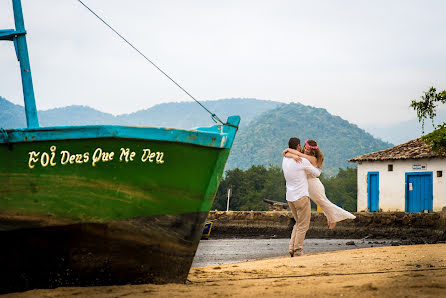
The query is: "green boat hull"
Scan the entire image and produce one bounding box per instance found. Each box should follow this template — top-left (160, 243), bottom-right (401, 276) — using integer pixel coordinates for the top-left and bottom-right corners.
top-left (0, 118), bottom-right (239, 293)
top-left (0, 138), bottom-right (228, 223)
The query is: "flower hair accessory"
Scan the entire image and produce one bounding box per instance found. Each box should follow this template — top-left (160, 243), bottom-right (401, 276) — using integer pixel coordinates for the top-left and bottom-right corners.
top-left (305, 140), bottom-right (319, 150)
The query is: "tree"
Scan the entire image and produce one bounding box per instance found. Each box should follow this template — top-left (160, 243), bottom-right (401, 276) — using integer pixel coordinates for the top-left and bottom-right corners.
top-left (410, 87), bottom-right (446, 155)
top-left (212, 165), bottom-right (286, 211)
top-left (320, 167), bottom-right (357, 212)
top-left (212, 165), bottom-right (357, 211)
top-left (212, 168), bottom-right (248, 211)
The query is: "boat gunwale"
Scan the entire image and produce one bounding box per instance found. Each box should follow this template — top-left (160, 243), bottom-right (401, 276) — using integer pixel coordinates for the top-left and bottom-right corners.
top-left (0, 117), bottom-right (240, 149)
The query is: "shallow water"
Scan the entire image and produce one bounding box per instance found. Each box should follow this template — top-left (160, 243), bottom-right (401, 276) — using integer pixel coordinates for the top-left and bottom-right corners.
top-left (192, 238), bottom-right (396, 267)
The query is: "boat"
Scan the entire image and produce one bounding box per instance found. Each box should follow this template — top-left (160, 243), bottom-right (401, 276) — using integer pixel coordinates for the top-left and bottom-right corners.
top-left (201, 220), bottom-right (214, 239)
top-left (0, 0), bottom-right (239, 294)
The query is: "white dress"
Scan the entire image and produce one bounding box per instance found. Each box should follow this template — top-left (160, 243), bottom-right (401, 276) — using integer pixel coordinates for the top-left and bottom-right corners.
top-left (307, 176), bottom-right (356, 223)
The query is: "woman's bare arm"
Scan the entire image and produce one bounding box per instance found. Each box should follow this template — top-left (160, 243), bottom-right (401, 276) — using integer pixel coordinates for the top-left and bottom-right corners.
top-left (283, 148), bottom-right (317, 167)
top-left (282, 148), bottom-right (301, 156)
top-left (284, 152), bottom-right (301, 162)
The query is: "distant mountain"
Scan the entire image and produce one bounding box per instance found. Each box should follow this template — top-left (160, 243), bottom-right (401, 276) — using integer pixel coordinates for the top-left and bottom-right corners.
top-left (227, 103), bottom-right (393, 176)
top-left (0, 96), bottom-right (118, 129)
top-left (0, 96), bottom-right (27, 129)
top-left (118, 98), bottom-right (282, 129)
top-left (0, 97), bottom-right (281, 129)
top-left (361, 109), bottom-right (446, 145)
top-left (38, 106), bottom-right (118, 127)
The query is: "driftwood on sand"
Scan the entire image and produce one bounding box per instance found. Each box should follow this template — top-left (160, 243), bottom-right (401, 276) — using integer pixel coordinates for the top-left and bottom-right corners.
top-left (263, 198), bottom-right (289, 211)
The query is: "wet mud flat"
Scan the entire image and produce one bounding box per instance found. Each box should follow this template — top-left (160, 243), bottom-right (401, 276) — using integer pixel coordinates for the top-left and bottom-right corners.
top-left (6, 244), bottom-right (446, 297)
top-left (192, 238), bottom-right (398, 267)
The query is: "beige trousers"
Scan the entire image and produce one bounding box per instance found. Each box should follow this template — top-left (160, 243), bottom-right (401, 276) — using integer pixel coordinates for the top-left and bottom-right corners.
top-left (288, 196), bottom-right (311, 255)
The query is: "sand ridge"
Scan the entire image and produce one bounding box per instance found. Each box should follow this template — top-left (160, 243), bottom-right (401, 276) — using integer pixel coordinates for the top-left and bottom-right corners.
top-left (4, 244), bottom-right (446, 297)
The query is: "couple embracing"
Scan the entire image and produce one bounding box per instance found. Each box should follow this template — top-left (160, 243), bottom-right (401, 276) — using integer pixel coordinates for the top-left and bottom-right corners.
top-left (282, 137), bottom-right (355, 257)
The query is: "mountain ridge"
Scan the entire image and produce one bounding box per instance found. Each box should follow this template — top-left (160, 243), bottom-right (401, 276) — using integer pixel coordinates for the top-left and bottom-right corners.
top-left (0, 97), bottom-right (281, 129)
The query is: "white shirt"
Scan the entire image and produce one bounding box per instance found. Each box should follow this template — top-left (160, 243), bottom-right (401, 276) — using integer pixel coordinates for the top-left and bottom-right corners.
top-left (282, 157), bottom-right (321, 202)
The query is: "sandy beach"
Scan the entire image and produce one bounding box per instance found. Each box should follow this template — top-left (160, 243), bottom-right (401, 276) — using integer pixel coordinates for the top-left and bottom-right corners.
top-left (4, 243), bottom-right (445, 297)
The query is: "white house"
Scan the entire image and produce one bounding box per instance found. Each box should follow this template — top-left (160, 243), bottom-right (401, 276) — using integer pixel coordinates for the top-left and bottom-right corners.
top-left (349, 138), bottom-right (445, 212)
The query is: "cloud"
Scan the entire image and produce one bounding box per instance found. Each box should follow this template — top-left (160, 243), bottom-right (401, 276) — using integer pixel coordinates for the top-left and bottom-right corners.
top-left (1, 0), bottom-right (445, 124)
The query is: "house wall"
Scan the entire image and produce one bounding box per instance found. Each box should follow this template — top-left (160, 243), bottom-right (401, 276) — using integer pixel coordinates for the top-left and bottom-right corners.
top-left (356, 158), bottom-right (446, 212)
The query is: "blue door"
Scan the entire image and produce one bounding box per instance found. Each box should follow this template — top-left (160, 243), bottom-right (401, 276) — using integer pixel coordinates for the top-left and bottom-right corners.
top-left (367, 172), bottom-right (379, 212)
top-left (406, 172), bottom-right (433, 212)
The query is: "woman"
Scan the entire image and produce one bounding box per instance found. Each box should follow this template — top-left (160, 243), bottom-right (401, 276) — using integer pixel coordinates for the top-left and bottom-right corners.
top-left (283, 139), bottom-right (355, 229)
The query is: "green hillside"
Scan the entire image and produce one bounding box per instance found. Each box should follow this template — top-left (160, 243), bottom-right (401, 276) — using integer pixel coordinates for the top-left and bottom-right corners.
top-left (227, 103), bottom-right (393, 176)
top-left (118, 98), bottom-right (281, 129)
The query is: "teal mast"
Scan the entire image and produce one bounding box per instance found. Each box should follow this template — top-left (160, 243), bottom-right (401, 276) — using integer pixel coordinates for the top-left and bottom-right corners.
top-left (0, 0), bottom-right (39, 128)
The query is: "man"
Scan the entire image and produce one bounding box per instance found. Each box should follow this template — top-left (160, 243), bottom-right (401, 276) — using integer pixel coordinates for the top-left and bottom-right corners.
top-left (282, 137), bottom-right (321, 257)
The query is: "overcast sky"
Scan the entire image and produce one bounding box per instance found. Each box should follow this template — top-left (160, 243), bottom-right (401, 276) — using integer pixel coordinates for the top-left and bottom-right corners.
top-left (1, 0), bottom-right (445, 125)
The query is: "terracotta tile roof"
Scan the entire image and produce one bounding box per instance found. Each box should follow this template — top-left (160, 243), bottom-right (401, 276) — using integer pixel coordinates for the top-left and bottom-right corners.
top-left (348, 138), bottom-right (443, 162)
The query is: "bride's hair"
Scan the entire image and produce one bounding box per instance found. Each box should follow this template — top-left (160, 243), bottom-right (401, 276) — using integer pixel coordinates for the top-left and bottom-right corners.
top-left (305, 139), bottom-right (324, 168)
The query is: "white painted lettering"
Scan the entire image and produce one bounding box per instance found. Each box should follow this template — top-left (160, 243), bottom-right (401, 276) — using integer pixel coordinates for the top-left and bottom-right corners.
top-left (120, 148), bottom-right (129, 162)
top-left (28, 146), bottom-right (164, 169)
top-left (28, 151), bottom-right (40, 169)
top-left (120, 148), bottom-right (135, 162)
top-left (75, 154), bottom-right (83, 164)
top-left (149, 152), bottom-right (156, 162)
top-left (141, 149), bottom-right (151, 162)
top-left (92, 148), bottom-right (102, 167)
top-left (60, 151), bottom-right (70, 165)
top-left (102, 151), bottom-right (113, 162)
top-left (41, 152), bottom-right (50, 167)
top-left (49, 146), bottom-right (57, 166)
top-left (142, 149), bottom-right (165, 164)
top-left (156, 152), bottom-right (164, 164)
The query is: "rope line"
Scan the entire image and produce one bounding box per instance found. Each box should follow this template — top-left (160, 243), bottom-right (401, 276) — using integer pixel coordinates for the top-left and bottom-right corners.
top-left (76, 0), bottom-right (225, 125)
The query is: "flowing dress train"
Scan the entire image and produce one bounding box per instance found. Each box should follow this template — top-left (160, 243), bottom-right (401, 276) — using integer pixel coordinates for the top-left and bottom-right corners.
top-left (308, 177), bottom-right (356, 223)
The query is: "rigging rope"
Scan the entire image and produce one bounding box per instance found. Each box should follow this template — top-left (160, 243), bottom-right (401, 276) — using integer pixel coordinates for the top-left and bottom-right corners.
top-left (76, 0), bottom-right (226, 125)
